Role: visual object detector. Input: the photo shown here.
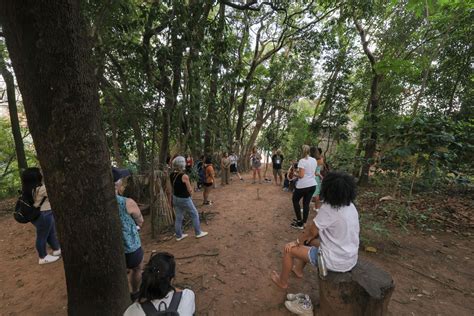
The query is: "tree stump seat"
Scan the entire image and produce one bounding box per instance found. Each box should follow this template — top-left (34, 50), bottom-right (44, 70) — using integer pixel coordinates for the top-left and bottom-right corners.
top-left (318, 258), bottom-right (395, 316)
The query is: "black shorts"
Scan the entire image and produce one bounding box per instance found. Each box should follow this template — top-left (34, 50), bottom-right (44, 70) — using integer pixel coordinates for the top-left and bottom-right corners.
top-left (125, 247), bottom-right (144, 269)
top-left (204, 183), bottom-right (213, 187)
top-left (230, 164), bottom-right (238, 173)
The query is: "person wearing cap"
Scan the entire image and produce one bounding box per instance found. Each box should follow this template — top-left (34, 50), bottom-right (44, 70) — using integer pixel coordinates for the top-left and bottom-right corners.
top-left (112, 167), bottom-right (145, 299)
top-left (170, 156), bottom-right (208, 241)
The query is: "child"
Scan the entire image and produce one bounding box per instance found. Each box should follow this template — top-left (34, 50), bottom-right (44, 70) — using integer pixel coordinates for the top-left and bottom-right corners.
top-left (271, 172), bottom-right (360, 289)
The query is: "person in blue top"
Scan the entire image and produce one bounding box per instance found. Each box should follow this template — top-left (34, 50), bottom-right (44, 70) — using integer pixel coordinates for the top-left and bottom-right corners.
top-left (112, 167), bottom-right (144, 300)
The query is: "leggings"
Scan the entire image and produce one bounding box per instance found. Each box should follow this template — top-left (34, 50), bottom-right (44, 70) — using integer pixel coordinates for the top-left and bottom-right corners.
top-left (292, 186), bottom-right (316, 225)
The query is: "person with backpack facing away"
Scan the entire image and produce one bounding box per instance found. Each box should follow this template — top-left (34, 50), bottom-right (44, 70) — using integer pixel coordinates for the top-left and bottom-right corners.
top-left (124, 252), bottom-right (196, 315)
top-left (20, 167), bottom-right (61, 265)
top-left (194, 155), bottom-right (205, 191)
top-left (203, 157), bottom-right (215, 205)
top-left (229, 151), bottom-right (243, 181)
top-left (170, 156), bottom-right (208, 241)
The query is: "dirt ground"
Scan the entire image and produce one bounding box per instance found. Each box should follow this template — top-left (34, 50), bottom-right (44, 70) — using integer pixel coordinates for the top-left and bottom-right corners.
top-left (0, 171), bottom-right (473, 315)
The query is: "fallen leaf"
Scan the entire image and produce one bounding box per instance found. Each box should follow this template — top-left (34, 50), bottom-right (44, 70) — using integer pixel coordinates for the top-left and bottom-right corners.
top-left (365, 246), bottom-right (377, 253)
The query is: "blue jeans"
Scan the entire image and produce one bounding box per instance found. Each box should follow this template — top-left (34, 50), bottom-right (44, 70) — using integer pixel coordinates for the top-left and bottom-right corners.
top-left (31, 210), bottom-right (60, 258)
top-left (173, 196), bottom-right (203, 238)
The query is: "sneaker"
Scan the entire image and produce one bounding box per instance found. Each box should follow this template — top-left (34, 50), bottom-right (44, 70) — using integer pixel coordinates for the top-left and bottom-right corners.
top-left (39, 254), bottom-right (60, 265)
top-left (52, 249), bottom-right (61, 256)
top-left (284, 295), bottom-right (313, 315)
top-left (203, 201), bottom-right (213, 205)
top-left (286, 293), bottom-right (306, 301)
top-left (290, 222), bottom-right (304, 230)
top-left (196, 231), bottom-right (208, 238)
top-left (176, 234), bottom-right (189, 241)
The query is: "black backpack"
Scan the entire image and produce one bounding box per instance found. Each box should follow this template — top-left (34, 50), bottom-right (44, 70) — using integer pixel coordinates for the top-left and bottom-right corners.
top-left (140, 291), bottom-right (183, 316)
top-left (13, 192), bottom-right (46, 224)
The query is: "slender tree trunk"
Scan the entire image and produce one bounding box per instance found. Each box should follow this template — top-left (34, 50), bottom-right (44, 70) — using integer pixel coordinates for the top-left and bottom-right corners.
top-left (0, 1), bottom-right (129, 315)
top-left (0, 56), bottom-right (28, 172)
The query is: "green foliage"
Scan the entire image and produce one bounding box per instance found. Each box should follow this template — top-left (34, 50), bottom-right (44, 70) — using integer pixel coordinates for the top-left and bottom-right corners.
top-left (0, 118), bottom-right (37, 199)
top-left (331, 141), bottom-right (357, 172)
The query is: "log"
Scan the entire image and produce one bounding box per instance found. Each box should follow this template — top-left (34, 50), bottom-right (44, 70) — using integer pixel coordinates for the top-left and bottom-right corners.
top-left (319, 258), bottom-right (395, 316)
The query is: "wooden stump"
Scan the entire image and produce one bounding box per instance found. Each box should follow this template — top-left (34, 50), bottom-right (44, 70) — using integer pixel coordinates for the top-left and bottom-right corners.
top-left (318, 258), bottom-right (395, 316)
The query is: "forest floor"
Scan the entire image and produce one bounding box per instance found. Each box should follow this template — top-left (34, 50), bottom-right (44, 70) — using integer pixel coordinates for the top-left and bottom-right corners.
top-left (0, 170), bottom-right (473, 315)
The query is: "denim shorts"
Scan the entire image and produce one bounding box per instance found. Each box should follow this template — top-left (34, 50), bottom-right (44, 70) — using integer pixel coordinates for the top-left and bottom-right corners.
top-left (308, 246), bottom-right (319, 266)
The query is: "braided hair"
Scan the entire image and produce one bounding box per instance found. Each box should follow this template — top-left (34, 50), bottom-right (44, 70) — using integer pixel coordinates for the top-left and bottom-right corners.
top-left (138, 252), bottom-right (176, 301)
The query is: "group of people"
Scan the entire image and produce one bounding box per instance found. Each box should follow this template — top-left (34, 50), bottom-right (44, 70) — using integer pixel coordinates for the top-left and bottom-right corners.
top-left (20, 144), bottom-right (360, 315)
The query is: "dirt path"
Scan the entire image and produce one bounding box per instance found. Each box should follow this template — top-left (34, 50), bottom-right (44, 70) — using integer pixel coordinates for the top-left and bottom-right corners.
top-left (0, 172), bottom-right (473, 315)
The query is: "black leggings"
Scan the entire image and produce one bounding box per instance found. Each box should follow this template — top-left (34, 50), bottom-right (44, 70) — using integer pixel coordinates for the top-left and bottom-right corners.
top-left (292, 186), bottom-right (316, 224)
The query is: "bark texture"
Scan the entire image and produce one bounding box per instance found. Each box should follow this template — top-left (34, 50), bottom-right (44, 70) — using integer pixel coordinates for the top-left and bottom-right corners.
top-left (0, 1), bottom-right (130, 314)
top-left (319, 259), bottom-right (395, 316)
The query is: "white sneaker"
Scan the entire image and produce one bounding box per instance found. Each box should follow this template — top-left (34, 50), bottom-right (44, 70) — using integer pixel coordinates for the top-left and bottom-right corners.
top-left (284, 295), bottom-right (313, 315)
top-left (176, 234), bottom-right (189, 241)
top-left (286, 293), bottom-right (306, 301)
top-left (196, 231), bottom-right (208, 239)
top-left (52, 249), bottom-right (61, 256)
top-left (39, 254), bottom-right (60, 265)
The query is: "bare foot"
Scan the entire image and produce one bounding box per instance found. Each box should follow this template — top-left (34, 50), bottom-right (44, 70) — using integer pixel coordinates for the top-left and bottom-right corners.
top-left (271, 271), bottom-right (288, 289)
top-left (292, 267), bottom-right (303, 278)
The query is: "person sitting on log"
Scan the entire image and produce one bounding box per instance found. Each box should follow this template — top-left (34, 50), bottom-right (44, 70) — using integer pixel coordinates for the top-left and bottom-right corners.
top-left (271, 171), bottom-right (360, 289)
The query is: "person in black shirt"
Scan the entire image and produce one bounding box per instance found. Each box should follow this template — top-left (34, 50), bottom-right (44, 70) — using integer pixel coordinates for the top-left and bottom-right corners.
top-left (170, 156), bottom-right (208, 241)
top-left (272, 149), bottom-right (284, 186)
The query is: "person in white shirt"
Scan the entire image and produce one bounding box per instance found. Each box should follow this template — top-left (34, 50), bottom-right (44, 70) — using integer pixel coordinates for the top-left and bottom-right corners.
top-left (291, 145), bottom-right (317, 229)
top-left (271, 171), bottom-right (360, 289)
top-left (124, 252), bottom-right (195, 316)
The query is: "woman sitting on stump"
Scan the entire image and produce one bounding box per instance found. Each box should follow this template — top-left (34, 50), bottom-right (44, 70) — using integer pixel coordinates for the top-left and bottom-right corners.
top-left (271, 171), bottom-right (360, 289)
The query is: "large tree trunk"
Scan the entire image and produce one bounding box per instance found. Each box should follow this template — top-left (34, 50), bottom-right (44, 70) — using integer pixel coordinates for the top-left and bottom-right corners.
top-left (0, 56), bottom-right (28, 171)
top-left (0, 2), bottom-right (130, 315)
top-left (354, 19), bottom-right (382, 186)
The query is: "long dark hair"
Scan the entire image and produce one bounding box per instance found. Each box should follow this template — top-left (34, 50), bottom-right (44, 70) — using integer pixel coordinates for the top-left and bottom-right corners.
top-left (320, 172), bottom-right (356, 208)
top-left (21, 168), bottom-right (43, 204)
top-left (138, 252), bottom-right (176, 301)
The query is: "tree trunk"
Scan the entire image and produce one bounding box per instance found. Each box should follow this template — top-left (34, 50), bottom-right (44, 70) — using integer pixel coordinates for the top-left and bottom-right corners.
top-left (0, 2), bottom-right (130, 314)
top-left (0, 56), bottom-right (28, 171)
top-left (204, 3), bottom-right (225, 155)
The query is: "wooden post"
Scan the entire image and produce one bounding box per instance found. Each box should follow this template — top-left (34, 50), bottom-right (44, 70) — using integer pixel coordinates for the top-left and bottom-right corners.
top-left (319, 258), bottom-right (395, 316)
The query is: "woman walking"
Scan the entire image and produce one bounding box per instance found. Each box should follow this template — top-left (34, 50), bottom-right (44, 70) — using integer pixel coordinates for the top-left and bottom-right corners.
top-left (291, 145), bottom-right (317, 230)
top-left (203, 157), bottom-right (215, 205)
top-left (250, 146), bottom-right (262, 184)
top-left (21, 168), bottom-right (61, 265)
top-left (171, 156), bottom-right (208, 241)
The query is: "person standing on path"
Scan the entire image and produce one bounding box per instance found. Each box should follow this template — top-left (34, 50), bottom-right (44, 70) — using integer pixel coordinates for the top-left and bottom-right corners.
top-left (21, 167), bottom-right (61, 265)
top-left (203, 157), bottom-right (215, 205)
top-left (311, 147), bottom-right (324, 212)
top-left (272, 149), bottom-right (284, 186)
top-left (291, 145), bottom-right (317, 230)
top-left (170, 156), bottom-right (208, 241)
top-left (250, 146), bottom-right (262, 184)
top-left (229, 151), bottom-right (243, 181)
top-left (113, 167), bottom-right (145, 299)
top-left (220, 152), bottom-right (231, 186)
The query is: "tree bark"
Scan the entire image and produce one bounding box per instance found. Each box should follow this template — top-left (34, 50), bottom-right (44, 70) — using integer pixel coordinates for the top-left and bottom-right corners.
top-left (0, 55), bottom-right (28, 172)
top-left (354, 19), bottom-right (382, 186)
top-left (0, 2), bottom-right (130, 314)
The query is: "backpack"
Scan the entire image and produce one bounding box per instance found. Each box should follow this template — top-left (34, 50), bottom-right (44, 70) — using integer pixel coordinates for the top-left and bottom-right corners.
top-left (140, 291), bottom-right (183, 316)
top-left (13, 192), bottom-right (46, 224)
top-left (197, 162), bottom-right (205, 184)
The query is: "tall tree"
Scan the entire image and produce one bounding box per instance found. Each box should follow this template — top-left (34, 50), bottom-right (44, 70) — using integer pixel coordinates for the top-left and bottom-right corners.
top-left (0, 1), bottom-right (129, 314)
top-left (0, 47), bottom-right (28, 172)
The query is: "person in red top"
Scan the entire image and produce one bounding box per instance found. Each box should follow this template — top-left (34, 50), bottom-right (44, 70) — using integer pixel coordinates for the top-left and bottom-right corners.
top-left (185, 153), bottom-right (193, 174)
top-left (203, 157), bottom-right (215, 205)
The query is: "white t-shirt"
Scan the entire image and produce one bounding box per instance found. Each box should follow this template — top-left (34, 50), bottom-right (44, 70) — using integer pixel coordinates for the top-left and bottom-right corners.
top-left (229, 154), bottom-right (238, 165)
top-left (314, 203), bottom-right (360, 272)
top-left (124, 289), bottom-right (195, 316)
top-left (296, 157), bottom-right (317, 189)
